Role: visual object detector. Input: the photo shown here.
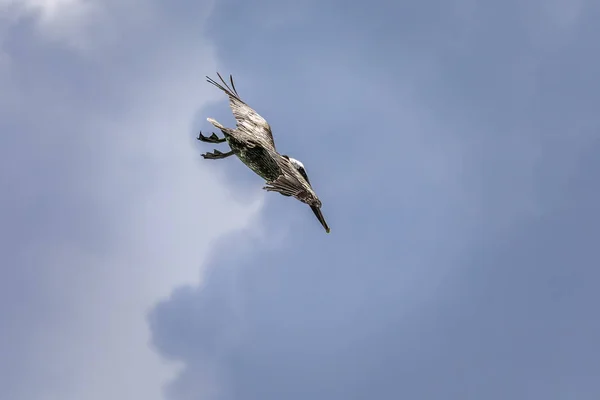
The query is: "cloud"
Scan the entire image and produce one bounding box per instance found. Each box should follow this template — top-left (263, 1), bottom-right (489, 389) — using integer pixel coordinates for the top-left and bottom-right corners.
top-left (0, 1), bottom-right (263, 399)
top-left (146, 0), bottom-right (600, 399)
top-left (4, 0), bottom-right (599, 399)
top-left (0, 0), bottom-right (101, 49)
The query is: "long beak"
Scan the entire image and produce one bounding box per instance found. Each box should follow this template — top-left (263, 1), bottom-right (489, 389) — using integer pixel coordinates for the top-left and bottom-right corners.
top-left (310, 205), bottom-right (330, 233)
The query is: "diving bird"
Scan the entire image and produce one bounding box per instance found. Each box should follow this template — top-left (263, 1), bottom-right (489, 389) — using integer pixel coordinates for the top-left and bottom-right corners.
top-left (197, 73), bottom-right (330, 233)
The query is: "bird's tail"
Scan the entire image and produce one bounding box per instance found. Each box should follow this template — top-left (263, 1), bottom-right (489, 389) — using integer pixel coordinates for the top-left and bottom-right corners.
top-left (207, 117), bottom-right (225, 130)
top-left (207, 117), bottom-right (236, 137)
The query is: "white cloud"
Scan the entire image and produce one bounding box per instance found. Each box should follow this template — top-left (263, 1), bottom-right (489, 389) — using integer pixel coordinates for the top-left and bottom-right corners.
top-left (0, 1), bottom-right (264, 399)
top-left (1, 0), bottom-right (86, 19)
top-left (0, 0), bottom-right (100, 49)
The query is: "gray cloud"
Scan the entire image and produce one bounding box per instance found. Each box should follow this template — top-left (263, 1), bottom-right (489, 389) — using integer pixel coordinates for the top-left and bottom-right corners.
top-left (148, 0), bottom-right (600, 399)
top-left (0, 1), bottom-right (261, 400)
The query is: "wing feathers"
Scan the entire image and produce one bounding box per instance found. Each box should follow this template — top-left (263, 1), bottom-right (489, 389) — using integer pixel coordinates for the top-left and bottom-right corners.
top-left (206, 73), bottom-right (242, 101)
top-left (262, 152), bottom-right (320, 206)
top-left (263, 174), bottom-right (303, 197)
top-left (206, 73), bottom-right (276, 151)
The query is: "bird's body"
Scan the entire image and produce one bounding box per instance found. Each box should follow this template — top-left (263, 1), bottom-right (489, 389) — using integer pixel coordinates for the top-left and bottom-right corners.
top-left (207, 118), bottom-right (281, 182)
top-left (198, 73), bottom-right (330, 233)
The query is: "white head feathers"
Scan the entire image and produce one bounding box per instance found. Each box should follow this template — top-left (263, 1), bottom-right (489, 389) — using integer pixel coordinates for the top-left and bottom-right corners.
top-left (288, 157), bottom-right (305, 171)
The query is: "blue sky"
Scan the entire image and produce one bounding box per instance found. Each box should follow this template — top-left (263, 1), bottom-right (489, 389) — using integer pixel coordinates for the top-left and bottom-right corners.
top-left (1, 0), bottom-right (599, 399)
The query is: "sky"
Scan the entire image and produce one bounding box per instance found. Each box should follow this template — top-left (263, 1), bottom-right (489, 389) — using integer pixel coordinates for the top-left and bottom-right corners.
top-left (1, 0), bottom-right (599, 399)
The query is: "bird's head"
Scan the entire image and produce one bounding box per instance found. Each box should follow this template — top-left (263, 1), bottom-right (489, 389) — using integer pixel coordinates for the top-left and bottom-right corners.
top-left (282, 155), bottom-right (330, 233)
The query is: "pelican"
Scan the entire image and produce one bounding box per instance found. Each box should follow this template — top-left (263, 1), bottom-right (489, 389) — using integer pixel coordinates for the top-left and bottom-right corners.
top-left (197, 73), bottom-right (330, 233)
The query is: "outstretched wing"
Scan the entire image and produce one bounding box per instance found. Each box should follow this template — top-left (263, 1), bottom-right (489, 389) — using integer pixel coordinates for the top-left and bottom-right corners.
top-left (206, 73), bottom-right (276, 151)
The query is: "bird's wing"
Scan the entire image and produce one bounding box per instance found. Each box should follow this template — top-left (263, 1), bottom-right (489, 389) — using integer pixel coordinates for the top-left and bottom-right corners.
top-left (263, 154), bottom-right (317, 204)
top-left (206, 73), bottom-right (276, 151)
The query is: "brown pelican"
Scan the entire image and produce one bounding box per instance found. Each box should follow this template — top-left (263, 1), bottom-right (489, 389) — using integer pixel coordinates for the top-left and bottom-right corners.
top-left (198, 73), bottom-right (330, 233)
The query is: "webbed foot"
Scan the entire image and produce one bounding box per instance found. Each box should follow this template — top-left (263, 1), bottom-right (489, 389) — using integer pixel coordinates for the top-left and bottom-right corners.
top-left (201, 149), bottom-right (234, 159)
top-left (197, 131), bottom-right (226, 143)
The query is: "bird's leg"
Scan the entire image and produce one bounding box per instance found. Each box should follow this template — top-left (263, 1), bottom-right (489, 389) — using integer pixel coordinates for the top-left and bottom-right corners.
top-left (197, 131), bottom-right (226, 144)
top-left (202, 149), bottom-right (235, 160)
